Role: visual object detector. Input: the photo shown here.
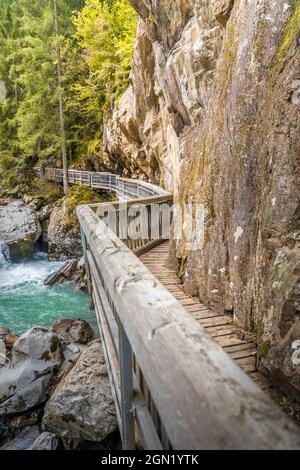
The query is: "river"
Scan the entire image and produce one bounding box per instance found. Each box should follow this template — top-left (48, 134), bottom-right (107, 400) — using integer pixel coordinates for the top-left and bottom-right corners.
top-left (0, 242), bottom-right (96, 334)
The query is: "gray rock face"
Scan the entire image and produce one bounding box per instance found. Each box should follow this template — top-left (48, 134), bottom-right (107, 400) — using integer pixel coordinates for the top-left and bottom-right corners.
top-left (37, 204), bottom-right (52, 223)
top-left (0, 327), bottom-right (61, 416)
top-left (0, 201), bottom-right (42, 260)
top-left (60, 343), bottom-right (85, 374)
top-left (262, 322), bottom-right (300, 400)
top-left (43, 341), bottom-right (118, 442)
top-left (47, 204), bottom-right (82, 261)
top-left (30, 432), bottom-right (60, 450)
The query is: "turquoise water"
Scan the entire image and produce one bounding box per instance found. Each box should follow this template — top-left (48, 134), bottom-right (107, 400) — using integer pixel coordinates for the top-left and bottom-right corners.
top-left (0, 248), bottom-right (97, 335)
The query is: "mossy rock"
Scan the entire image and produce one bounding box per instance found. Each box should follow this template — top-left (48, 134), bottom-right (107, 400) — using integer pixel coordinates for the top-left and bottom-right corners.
top-left (63, 185), bottom-right (110, 228)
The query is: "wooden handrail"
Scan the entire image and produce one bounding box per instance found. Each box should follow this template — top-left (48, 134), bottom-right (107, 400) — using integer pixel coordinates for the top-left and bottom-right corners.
top-left (39, 167), bottom-right (170, 198)
top-left (42, 167), bottom-right (300, 450)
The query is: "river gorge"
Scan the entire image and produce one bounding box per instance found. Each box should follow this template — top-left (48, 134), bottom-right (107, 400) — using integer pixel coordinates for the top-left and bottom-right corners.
top-left (0, 199), bottom-right (96, 335)
top-left (0, 244), bottom-right (95, 335)
top-left (0, 200), bottom-right (119, 450)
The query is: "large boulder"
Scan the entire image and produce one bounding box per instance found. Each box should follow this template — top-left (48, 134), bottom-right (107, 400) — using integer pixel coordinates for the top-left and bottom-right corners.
top-left (0, 201), bottom-right (42, 260)
top-left (59, 343), bottom-right (85, 374)
top-left (43, 340), bottom-right (118, 441)
top-left (0, 327), bottom-right (61, 416)
top-left (30, 432), bottom-right (60, 450)
top-left (13, 328), bottom-right (61, 362)
top-left (50, 318), bottom-right (93, 345)
top-left (47, 204), bottom-right (82, 261)
top-left (0, 425), bottom-right (40, 450)
top-left (50, 318), bottom-right (93, 374)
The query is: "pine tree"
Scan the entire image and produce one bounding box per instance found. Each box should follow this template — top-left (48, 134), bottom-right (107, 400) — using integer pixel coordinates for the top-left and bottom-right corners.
top-left (0, 0), bottom-right (23, 189)
top-left (53, 0), bottom-right (69, 195)
top-left (0, 0), bottom-right (137, 195)
top-left (70, 0), bottom-right (138, 159)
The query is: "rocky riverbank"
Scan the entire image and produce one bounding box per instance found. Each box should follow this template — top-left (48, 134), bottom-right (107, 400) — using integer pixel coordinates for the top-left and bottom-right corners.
top-left (0, 191), bottom-right (118, 449)
top-left (0, 197), bottom-right (82, 263)
top-left (0, 200), bottom-right (42, 261)
top-left (0, 190), bottom-right (97, 302)
top-left (0, 320), bottom-right (120, 450)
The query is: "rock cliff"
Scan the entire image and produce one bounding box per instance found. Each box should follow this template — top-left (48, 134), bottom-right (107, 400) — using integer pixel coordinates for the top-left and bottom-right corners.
top-left (105, 1), bottom-right (300, 398)
top-left (0, 201), bottom-right (42, 260)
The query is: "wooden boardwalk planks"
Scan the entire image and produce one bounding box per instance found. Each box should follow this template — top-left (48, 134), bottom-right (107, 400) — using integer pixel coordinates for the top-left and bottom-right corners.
top-left (140, 241), bottom-right (257, 377)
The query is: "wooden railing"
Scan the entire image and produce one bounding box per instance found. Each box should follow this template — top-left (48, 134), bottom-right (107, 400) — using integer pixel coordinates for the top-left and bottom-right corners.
top-left (44, 167), bottom-right (300, 450)
top-left (90, 196), bottom-right (173, 256)
top-left (42, 167), bottom-right (169, 199)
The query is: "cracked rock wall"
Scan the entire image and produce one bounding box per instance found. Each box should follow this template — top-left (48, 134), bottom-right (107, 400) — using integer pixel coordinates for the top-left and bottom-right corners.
top-left (104, 0), bottom-right (300, 398)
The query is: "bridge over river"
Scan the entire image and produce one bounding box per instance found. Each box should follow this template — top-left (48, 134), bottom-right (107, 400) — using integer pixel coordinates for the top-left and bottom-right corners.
top-left (42, 167), bottom-right (300, 450)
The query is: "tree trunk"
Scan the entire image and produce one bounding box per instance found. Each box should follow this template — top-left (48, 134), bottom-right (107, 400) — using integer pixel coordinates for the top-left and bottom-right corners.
top-left (53, 0), bottom-right (69, 195)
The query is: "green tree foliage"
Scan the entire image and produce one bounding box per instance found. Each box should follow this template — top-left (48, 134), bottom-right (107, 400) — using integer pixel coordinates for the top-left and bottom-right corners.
top-left (69, 0), bottom-right (137, 159)
top-left (0, 0), bottom-right (137, 194)
top-left (14, 1), bottom-right (59, 161)
top-left (0, 0), bottom-right (22, 188)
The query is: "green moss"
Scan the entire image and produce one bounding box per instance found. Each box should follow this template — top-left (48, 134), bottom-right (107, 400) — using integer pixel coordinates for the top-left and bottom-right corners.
top-left (272, 2), bottom-right (300, 73)
top-left (258, 340), bottom-right (272, 359)
top-left (27, 180), bottom-right (64, 205)
top-left (147, 14), bottom-right (156, 26)
top-left (64, 184), bottom-right (111, 227)
top-left (247, 319), bottom-right (265, 344)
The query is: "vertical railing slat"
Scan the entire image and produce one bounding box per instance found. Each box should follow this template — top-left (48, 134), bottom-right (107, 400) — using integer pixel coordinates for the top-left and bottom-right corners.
top-left (80, 228), bottom-right (94, 310)
top-left (118, 320), bottom-right (135, 450)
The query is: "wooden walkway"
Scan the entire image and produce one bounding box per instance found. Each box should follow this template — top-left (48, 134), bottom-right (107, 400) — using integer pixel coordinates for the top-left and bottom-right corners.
top-left (52, 167), bottom-right (300, 449)
top-left (140, 241), bottom-right (260, 380)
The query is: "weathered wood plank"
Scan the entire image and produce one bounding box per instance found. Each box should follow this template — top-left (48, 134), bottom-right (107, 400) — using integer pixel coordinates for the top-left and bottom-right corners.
top-left (215, 336), bottom-right (248, 347)
top-left (200, 317), bottom-right (233, 328)
top-left (224, 343), bottom-right (257, 354)
top-left (228, 350), bottom-right (257, 361)
top-left (193, 311), bottom-right (228, 320)
top-left (185, 304), bottom-right (214, 312)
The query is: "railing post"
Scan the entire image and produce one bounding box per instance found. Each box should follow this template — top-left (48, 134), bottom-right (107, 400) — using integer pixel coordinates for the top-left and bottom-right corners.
top-left (118, 320), bottom-right (135, 450)
top-left (80, 228), bottom-right (94, 310)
